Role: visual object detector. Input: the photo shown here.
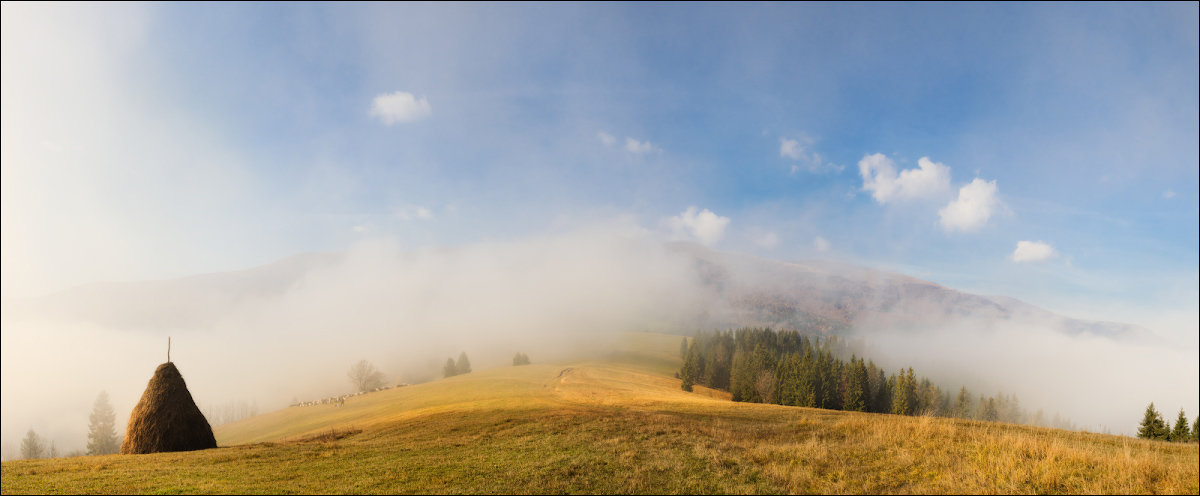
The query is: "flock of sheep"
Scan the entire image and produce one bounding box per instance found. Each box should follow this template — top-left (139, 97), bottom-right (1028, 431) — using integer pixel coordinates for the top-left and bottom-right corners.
top-left (289, 384), bottom-right (408, 408)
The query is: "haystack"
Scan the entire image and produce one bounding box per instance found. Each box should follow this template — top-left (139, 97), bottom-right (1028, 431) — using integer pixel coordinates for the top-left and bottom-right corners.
top-left (120, 362), bottom-right (217, 454)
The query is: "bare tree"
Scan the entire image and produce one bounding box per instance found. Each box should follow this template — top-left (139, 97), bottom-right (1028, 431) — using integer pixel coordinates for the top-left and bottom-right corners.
top-left (20, 429), bottom-right (44, 460)
top-left (348, 360), bottom-right (387, 393)
top-left (755, 371), bottom-right (777, 405)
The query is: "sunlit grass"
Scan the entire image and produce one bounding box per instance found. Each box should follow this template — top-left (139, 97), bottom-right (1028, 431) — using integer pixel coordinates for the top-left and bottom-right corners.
top-left (3, 332), bottom-right (1196, 494)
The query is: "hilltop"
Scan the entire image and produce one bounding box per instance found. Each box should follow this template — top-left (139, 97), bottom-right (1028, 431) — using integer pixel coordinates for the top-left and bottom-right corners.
top-left (2, 332), bottom-right (1195, 494)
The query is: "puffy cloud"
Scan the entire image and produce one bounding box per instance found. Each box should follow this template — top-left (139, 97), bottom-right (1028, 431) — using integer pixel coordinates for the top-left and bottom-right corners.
top-left (813, 236), bottom-right (831, 252)
top-left (597, 131), bottom-right (616, 147)
top-left (368, 91), bottom-right (432, 125)
top-left (1163, 190), bottom-right (1176, 199)
top-left (667, 207), bottom-right (730, 246)
top-left (624, 137), bottom-right (660, 154)
top-left (395, 205), bottom-right (434, 221)
top-left (859, 154), bottom-right (951, 203)
top-left (938, 178), bottom-right (1000, 232)
top-left (1011, 240), bottom-right (1058, 263)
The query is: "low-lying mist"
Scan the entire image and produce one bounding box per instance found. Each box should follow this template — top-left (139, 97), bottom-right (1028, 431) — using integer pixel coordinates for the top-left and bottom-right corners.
top-left (2, 219), bottom-right (1196, 458)
top-left (1, 220), bottom-right (714, 457)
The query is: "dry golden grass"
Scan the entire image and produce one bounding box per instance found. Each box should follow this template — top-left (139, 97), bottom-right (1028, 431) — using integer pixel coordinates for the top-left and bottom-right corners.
top-left (3, 332), bottom-right (1196, 494)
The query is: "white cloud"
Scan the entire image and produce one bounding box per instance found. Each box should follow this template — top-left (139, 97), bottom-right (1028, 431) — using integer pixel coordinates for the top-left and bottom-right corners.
top-left (1011, 240), bottom-right (1058, 263)
top-left (813, 236), bottom-right (831, 252)
top-left (780, 138), bottom-right (804, 160)
top-left (352, 225), bottom-right (370, 233)
top-left (1163, 189), bottom-right (1176, 199)
top-left (859, 154), bottom-right (951, 203)
top-left (368, 91), bottom-right (431, 125)
top-left (780, 136), bottom-right (841, 173)
top-left (750, 230), bottom-right (780, 249)
top-left (667, 207), bottom-right (730, 246)
top-left (597, 131), bottom-right (616, 147)
top-left (624, 137), bottom-right (660, 155)
top-left (938, 178), bottom-right (1000, 232)
top-left (395, 205), bottom-right (434, 221)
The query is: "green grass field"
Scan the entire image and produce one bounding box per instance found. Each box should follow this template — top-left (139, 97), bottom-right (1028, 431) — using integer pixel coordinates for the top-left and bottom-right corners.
top-left (2, 332), bottom-right (1197, 494)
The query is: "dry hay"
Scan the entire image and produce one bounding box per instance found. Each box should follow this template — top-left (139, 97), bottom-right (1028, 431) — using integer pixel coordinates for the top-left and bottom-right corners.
top-left (120, 362), bottom-right (217, 454)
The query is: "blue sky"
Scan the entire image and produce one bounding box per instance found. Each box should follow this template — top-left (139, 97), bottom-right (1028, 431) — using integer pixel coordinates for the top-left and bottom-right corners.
top-left (2, 2), bottom-right (1197, 333)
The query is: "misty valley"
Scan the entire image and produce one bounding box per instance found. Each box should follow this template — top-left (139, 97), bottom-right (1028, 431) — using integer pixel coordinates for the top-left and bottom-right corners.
top-left (3, 2), bottom-right (1197, 494)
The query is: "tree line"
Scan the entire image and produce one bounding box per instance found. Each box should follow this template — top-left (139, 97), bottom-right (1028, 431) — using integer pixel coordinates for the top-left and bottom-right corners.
top-left (679, 328), bottom-right (1055, 426)
top-left (1137, 403), bottom-right (1198, 442)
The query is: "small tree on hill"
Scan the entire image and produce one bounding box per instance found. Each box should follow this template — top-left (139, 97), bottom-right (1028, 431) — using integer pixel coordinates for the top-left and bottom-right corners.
top-left (1137, 403), bottom-right (1168, 440)
top-left (348, 360), bottom-right (387, 393)
top-left (20, 429), bottom-right (44, 460)
top-left (1170, 409), bottom-right (1190, 442)
top-left (444, 358), bottom-right (458, 378)
top-left (680, 337), bottom-right (689, 359)
top-left (512, 352), bottom-right (531, 366)
top-left (87, 391), bottom-right (120, 455)
top-left (456, 352), bottom-right (472, 375)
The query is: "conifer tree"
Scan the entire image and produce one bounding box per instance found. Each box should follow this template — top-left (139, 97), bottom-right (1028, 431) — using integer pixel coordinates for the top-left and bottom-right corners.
top-left (955, 386), bottom-right (971, 419)
top-left (797, 348), bottom-right (817, 408)
top-left (872, 369), bottom-right (890, 413)
top-left (680, 343), bottom-right (699, 392)
top-left (1137, 403), bottom-right (1168, 440)
top-left (891, 367), bottom-right (918, 416)
top-left (680, 336), bottom-right (689, 359)
top-left (456, 352), bottom-right (472, 375)
top-left (1170, 409), bottom-right (1189, 442)
top-left (1192, 417), bottom-right (1198, 442)
top-left (730, 349), bottom-right (752, 402)
top-left (981, 397), bottom-right (998, 422)
top-left (775, 352), bottom-right (804, 406)
top-left (443, 358), bottom-right (458, 378)
top-left (87, 391), bottom-right (120, 455)
top-left (891, 368), bottom-right (912, 415)
top-left (843, 357), bottom-right (867, 412)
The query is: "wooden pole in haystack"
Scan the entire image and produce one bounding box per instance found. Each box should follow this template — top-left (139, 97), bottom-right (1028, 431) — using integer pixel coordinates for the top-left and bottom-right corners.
top-left (168, 336), bottom-right (171, 363)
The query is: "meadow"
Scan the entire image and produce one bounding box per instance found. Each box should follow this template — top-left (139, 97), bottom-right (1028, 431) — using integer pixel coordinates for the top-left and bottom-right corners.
top-left (2, 333), bottom-right (1196, 494)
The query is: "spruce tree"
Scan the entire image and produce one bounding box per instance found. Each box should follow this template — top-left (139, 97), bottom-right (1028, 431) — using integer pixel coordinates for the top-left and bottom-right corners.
top-left (843, 357), bottom-right (867, 412)
top-left (730, 349), bottom-right (752, 402)
top-left (775, 352), bottom-right (804, 406)
top-left (456, 352), bottom-right (472, 375)
top-left (1137, 403), bottom-right (1168, 440)
top-left (891, 369), bottom-right (911, 415)
top-left (955, 386), bottom-right (971, 419)
top-left (443, 358), bottom-right (458, 378)
top-left (1192, 417), bottom-right (1198, 442)
top-left (87, 391), bottom-right (120, 455)
top-left (680, 336), bottom-right (689, 359)
top-left (680, 343), bottom-right (699, 392)
top-left (1170, 409), bottom-right (1189, 442)
top-left (797, 348), bottom-right (817, 408)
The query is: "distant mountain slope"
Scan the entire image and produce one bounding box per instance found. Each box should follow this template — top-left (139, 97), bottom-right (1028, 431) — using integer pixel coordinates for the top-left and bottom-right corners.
top-left (6, 243), bottom-right (1147, 339)
top-left (668, 242), bottom-right (1148, 339)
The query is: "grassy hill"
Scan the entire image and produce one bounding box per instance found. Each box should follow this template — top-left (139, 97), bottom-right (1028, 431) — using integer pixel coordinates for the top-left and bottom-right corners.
top-left (2, 332), bottom-right (1196, 494)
